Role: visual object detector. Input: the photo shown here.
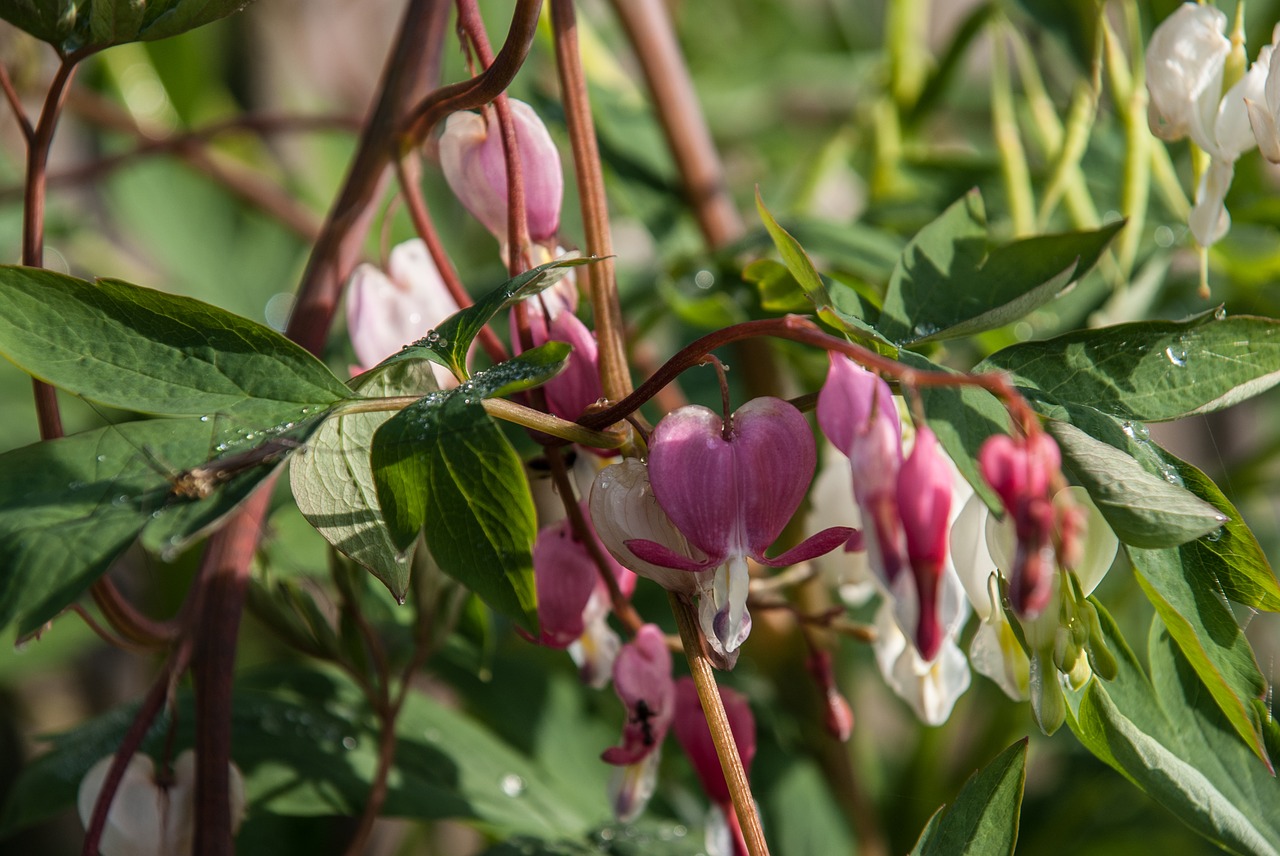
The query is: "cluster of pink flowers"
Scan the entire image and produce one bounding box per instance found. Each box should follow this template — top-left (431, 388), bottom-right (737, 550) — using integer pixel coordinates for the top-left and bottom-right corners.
top-left (337, 94), bottom-right (1118, 835)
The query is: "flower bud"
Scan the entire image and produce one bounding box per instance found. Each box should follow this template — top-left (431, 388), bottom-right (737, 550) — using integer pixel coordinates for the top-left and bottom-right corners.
top-left (439, 99), bottom-right (563, 246)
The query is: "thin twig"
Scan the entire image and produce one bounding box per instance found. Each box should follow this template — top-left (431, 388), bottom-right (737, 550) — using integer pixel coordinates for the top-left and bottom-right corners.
top-left (0, 62), bottom-right (34, 142)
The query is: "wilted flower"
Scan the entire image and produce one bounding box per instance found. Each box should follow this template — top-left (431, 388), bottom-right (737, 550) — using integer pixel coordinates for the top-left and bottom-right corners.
top-left (602, 624), bottom-right (675, 822)
top-left (439, 99), bottom-right (563, 247)
top-left (622, 398), bottom-right (850, 655)
top-left (346, 238), bottom-right (459, 385)
top-left (78, 750), bottom-right (245, 856)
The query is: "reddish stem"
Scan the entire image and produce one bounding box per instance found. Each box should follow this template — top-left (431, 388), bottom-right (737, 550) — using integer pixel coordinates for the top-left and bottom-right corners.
top-left (550, 0), bottom-right (632, 403)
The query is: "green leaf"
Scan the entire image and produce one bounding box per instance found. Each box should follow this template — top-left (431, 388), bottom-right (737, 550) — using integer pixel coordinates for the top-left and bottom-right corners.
top-left (1046, 418), bottom-right (1226, 548)
top-left (0, 268), bottom-right (349, 424)
top-left (1064, 606), bottom-right (1280, 856)
top-left (1156, 450), bottom-right (1280, 612)
top-left (0, 0), bottom-right (256, 52)
top-left (897, 350), bottom-right (1006, 510)
top-left (1127, 543), bottom-right (1270, 766)
top-left (378, 257), bottom-right (594, 380)
top-left (910, 739), bottom-right (1027, 856)
top-left (755, 192), bottom-right (894, 349)
top-left (370, 348), bottom-right (566, 631)
top-left (878, 191), bottom-right (1119, 344)
top-left (978, 312), bottom-right (1280, 422)
top-left (0, 666), bottom-right (603, 840)
top-left (290, 362), bottom-right (440, 602)
top-left (0, 414), bottom-right (313, 637)
top-left (743, 258), bottom-right (810, 313)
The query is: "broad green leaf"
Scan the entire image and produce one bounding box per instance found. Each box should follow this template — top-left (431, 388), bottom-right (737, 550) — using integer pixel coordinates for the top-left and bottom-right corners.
top-left (0, 0), bottom-right (256, 53)
top-left (0, 268), bottom-right (349, 424)
top-left (755, 193), bottom-right (894, 348)
top-left (0, 414), bottom-right (314, 637)
top-left (1064, 606), bottom-right (1280, 856)
top-left (291, 362), bottom-right (440, 602)
top-left (898, 350), bottom-right (1006, 510)
top-left (371, 347), bottom-right (567, 631)
top-left (765, 762), bottom-right (856, 856)
top-left (1046, 418), bottom-right (1226, 548)
top-left (878, 191), bottom-right (1119, 344)
top-left (0, 666), bottom-right (603, 840)
top-left (378, 257), bottom-right (593, 380)
top-left (1127, 544), bottom-right (1270, 765)
top-left (910, 739), bottom-right (1027, 856)
top-left (978, 313), bottom-right (1280, 421)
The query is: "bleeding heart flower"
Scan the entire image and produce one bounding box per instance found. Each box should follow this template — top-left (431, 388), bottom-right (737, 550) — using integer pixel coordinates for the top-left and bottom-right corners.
top-left (346, 239), bottom-right (459, 385)
top-left (624, 398), bottom-right (851, 654)
top-left (602, 624), bottom-right (675, 821)
top-left (78, 750), bottom-right (245, 856)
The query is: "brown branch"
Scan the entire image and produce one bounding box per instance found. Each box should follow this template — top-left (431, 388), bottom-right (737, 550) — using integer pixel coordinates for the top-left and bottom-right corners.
top-left (550, 0), bottom-right (632, 404)
top-left (400, 0), bottom-right (543, 145)
top-left (0, 62), bottom-right (33, 142)
top-left (90, 578), bottom-right (179, 649)
top-left (609, 0), bottom-right (743, 249)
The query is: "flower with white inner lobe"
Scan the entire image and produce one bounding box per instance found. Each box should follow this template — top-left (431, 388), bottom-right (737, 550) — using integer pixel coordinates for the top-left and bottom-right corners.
top-left (617, 397), bottom-right (852, 656)
top-left (601, 624), bottom-right (675, 822)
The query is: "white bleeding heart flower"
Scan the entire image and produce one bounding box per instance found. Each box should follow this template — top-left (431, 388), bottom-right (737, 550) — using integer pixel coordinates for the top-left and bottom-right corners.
top-left (78, 750), bottom-right (245, 856)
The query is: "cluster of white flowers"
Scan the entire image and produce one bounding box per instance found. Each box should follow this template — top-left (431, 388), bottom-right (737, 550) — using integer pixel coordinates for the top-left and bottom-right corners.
top-left (1147, 3), bottom-right (1280, 246)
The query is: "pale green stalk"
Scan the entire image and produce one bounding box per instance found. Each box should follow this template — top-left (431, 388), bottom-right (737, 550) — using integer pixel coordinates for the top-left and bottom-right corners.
top-left (886, 0), bottom-right (929, 108)
top-left (1107, 5), bottom-right (1151, 279)
top-left (991, 23), bottom-right (1036, 236)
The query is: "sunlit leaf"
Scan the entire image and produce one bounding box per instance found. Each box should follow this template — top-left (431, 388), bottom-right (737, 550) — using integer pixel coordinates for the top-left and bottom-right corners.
top-left (910, 739), bottom-right (1027, 856)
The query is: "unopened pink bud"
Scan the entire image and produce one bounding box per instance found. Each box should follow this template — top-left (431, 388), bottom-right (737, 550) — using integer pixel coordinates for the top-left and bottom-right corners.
top-left (806, 648), bottom-right (854, 742)
top-left (529, 308), bottom-right (603, 422)
top-left (532, 502), bottom-right (634, 649)
top-left (898, 428), bottom-right (953, 660)
top-left (439, 99), bottom-right (563, 245)
top-left (603, 625), bottom-right (675, 766)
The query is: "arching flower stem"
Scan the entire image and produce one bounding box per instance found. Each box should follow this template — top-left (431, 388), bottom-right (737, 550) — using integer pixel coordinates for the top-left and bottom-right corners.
top-left (579, 316), bottom-right (1043, 440)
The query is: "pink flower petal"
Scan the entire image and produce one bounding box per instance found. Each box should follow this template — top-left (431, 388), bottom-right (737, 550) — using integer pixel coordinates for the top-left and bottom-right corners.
top-left (673, 677), bottom-right (756, 806)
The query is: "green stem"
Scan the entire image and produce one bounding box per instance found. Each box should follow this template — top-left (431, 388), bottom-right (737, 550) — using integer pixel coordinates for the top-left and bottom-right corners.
top-left (990, 23), bottom-right (1035, 236)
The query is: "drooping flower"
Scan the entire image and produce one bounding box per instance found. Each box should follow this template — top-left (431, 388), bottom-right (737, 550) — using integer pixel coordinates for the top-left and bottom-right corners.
top-left (872, 600), bottom-right (971, 726)
top-left (602, 624), bottom-right (675, 822)
top-left (1246, 26), bottom-right (1280, 161)
top-left (978, 431), bottom-right (1064, 618)
top-left (529, 305), bottom-right (604, 423)
top-left (816, 355), bottom-right (906, 589)
top-left (953, 480), bottom-right (1119, 730)
top-left (531, 501), bottom-right (636, 686)
top-left (439, 99), bottom-right (563, 247)
top-left (346, 238), bottom-right (459, 385)
top-left (78, 750), bottom-right (245, 856)
top-left (623, 398), bottom-right (851, 655)
top-left (1145, 3), bottom-right (1268, 246)
top-left (673, 677), bottom-right (756, 856)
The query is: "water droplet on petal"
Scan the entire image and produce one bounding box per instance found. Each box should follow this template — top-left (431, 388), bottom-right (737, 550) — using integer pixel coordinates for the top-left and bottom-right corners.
top-left (1206, 527), bottom-right (1224, 542)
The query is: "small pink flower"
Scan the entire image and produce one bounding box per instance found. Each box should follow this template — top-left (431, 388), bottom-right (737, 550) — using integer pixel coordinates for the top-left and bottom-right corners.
top-left (529, 308), bottom-right (603, 423)
top-left (531, 502), bottom-right (635, 649)
top-left (817, 354), bottom-right (908, 588)
top-left (897, 428), bottom-right (953, 661)
top-left (979, 432), bottom-right (1062, 618)
top-left (626, 398), bottom-right (851, 653)
top-left (346, 239), bottom-right (459, 385)
top-left (602, 624), bottom-right (675, 821)
top-left (439, 99), bottom-right (563, 246)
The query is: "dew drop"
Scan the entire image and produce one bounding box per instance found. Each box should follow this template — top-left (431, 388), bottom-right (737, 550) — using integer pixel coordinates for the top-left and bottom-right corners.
top-left (499, 773), bottom-right (526, 797)
top-left (199, 415), bottom-right (209, 423)
top-left (1120, 421), bottom-right (1149, 441)
top-left (1159, 463), bottom-right (1185, 487)
top-left (96, 455), bottom-right (106, 462)
top-left (341, 736), bottom-right (358, 751)
top-left (694, 269), bottom-right (715, 289)
top-left (1164, 343), bottom-right (1188, 367)
top-left (1206, 527), bottom-right (1224, 542)
top-left (1214, 306), bottom-right (1227, 321)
